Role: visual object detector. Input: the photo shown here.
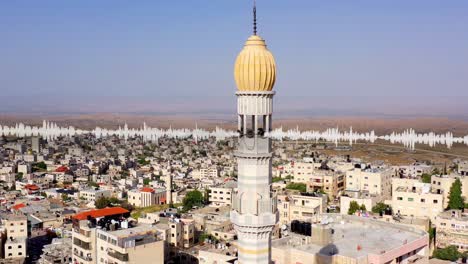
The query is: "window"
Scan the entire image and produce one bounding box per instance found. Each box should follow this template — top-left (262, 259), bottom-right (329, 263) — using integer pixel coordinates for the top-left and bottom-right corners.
top-left (420, 199), bottom-right (425, 203)
top-left (408, 198), bottom-right (414, 202)
top-left (397, 197), bottom-right (403, 201)
top-left (433, 200), bottom-right (438, 204)
top-left (18, 245), bottom-right (22, 248)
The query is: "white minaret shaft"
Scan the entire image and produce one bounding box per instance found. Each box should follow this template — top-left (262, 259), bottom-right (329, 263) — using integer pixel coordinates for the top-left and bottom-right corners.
top-left (231, 92), bottom-right (278, 264)
top-left (231, 3), bottom-right (278, 262)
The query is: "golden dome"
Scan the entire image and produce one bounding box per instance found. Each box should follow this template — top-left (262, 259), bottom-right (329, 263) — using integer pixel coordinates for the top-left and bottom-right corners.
top-left (234, 35), bottom-right (276, 92)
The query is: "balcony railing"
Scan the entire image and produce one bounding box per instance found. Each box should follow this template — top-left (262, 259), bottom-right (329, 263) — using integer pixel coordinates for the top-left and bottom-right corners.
top-left (73, 238), bottom-right (91, 250)
top-left (232, 193), bottom-right (277, 215)
top-left (108, 250), bottom-right (129, 262)
top-left (73, 249), bottom-right (93, 262)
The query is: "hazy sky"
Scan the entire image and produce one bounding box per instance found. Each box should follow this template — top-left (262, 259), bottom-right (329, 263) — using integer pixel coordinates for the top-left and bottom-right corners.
top-left (1, 1), bottom-right (467, 114)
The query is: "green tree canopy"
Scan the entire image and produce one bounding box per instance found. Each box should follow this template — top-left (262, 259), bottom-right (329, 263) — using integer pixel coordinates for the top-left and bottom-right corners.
top-left (348, 201), bottom-right (361, 215)
top-left (421, 173), bottom-right (431, 183)
top-left (448, 178), bottom-right (464, 210)
top-left (95, 197), bottom-right (111, 209)
top-left (285, 183), bottom-right (307, 193)
top-left (143, 178), bottom-right (151, 186)
top-left (372, 202), bottom-right (391, 214)
top-left (182, 190), bottom-right (204, 211)
top-left (433, 245), bottom-right (460, 261)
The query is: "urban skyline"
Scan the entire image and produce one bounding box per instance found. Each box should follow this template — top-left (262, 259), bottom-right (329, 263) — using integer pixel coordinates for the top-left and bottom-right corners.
top-left (1, 1), bottom-right (467, 105)
top-left (1, 1), bottom-right (468, 264)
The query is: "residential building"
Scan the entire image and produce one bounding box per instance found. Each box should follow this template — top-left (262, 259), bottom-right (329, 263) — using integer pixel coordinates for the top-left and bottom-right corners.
top-left (96, 224), bottom-right (165, 264)
top-left (78, 189), bottom-right (111, 203)
top-left (459, 161), bottom-right (468, 176)
top-left (434, 210), bottom-right (468, 252)
top-left (431, 174), bottom-right (468, 208)
top-left (127, 187), bottom-right (166, 207)
top-left (72, 207), bottom-right (130, 264)
top-left (396, 163), bottom-right (432, 178)
top-left (208, 181), bottom-right (237, 207)
top-left (345, 166), bottom-right (392, 199)
top-left (272, 214), bottom-right (429, 264)
top-left (2, 215), bottom-right (27, 261)
top-left (392, 178), bottom-right (444, 220)
top-left (293, 162), bottom-right (321, 183)
top-left (305, 169), bottom-right (345, 199)
top-left (277, 193), bottom-right (326, 225)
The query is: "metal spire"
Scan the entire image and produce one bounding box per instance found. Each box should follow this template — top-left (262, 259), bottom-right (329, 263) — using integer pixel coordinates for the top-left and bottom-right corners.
top-left (253, 0), bottom-right (257, 35)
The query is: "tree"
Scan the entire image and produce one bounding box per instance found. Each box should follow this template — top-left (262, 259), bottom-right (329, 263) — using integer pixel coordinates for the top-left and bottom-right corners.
top-left (448, 178), bottom-right (464, 210)
top-left (182, 190), bottom-right (204, 211)
top-left (95, 197), bottom-right (111, 209)
top-left (204, 188), bottom-right (210, 204)
top-left (433, 246), bottom-right (460, 261)
top-left (421, 173), bottom-right (431, 183)
top-left (285, 183), bottom-right (307, 193)
top-left (272, 177), bottom-right (283, 183)
top-left (348, 201), bottom-right (361, 215)
top-left (372, 202), bottom-right (390, 214)
top-left (88, 181), bottom-right (99, 188)
top-left (16, 172), bottom-right (23, 181)
top-left (359, 204), bottom-right (367, 211)
top-left (61, 193), bottom-right (69, 201)
top-left (143, 178), bottom-right (151, 186)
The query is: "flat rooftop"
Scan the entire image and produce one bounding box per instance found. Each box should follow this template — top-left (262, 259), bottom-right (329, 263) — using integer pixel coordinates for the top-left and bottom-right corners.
top-left (103, 224), bottom-right (157, 239)
top-left (273, 214), bottom-right (427, 259)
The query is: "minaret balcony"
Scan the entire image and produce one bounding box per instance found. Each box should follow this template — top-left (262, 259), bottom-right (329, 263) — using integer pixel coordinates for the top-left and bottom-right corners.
top-left (232, 192), bottom-right (278, 216)
top-left (235, 137), bottom-right (271, 157)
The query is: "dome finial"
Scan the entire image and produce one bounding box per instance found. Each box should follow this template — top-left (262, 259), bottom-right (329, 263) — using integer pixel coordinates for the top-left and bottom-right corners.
top-left (253, 0), bottom-right (257, 35)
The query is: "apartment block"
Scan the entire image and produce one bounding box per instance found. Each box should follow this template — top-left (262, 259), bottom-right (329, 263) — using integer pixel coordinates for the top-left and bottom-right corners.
top-left (431, 174), bottom-right (468, 208)
top-left (79, 189), bottom-right (111, 203)
top-left (293, 162), bottom-right (321, 183)
top-left (392, 178), bottom-right (444, 220)
top-left (345, 166), bottom-right (392, 199)
top-left (96, 224), bottom-right (165, 264)
top-left (208, 181), bottom-right (237, 207)
top-left (1, 215), bottom-right (27, 261)
top-left (72, 207), bottom-right (130, 264)
top-left (434, 210), bottom-right (468, 252)
top-left (277, 193), bottom-right (326, 225)
top-left (305, 170), bottom-right (345, 199)
top-left (127, 187), bottom-right (166, 207)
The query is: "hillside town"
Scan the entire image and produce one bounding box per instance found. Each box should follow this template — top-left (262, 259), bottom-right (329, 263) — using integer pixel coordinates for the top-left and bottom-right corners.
top-left (0, 135), bottom-right (466, 263)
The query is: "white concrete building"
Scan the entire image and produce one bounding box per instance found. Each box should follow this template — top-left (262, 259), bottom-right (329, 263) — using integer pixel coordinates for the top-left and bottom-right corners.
top-left (345, 166), bottom-right (392, 199)
top-left (209, 181), bottom-right (237, 207)
top-left (79, 188), bottom-right (111, 203)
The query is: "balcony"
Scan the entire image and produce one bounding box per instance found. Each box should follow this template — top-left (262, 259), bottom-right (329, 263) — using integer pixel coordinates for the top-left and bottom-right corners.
top-left (73, 238), bottom-right (91, 250)
top-left (73, 249), bottom-right (92, 262)
top-left (232, 193), bottom-right (277, 215)
top-left (108, 250), bottom-right (129, 262)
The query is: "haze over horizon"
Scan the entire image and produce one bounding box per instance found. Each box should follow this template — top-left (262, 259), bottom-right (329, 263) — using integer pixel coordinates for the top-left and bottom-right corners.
top-left (1, 1), bottom-right (467, 118)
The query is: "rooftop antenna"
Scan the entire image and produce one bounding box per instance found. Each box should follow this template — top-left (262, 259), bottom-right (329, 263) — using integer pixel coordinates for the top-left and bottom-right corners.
top-left (253, 0), bottom-right (257, 35)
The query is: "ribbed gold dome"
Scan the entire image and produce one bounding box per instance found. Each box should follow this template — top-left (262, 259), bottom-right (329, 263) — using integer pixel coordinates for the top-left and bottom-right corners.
top-left (234, 35), bottom-right (276, 92)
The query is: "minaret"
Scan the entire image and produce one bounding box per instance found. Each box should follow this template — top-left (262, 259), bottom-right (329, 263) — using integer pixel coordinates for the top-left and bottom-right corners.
top-left (165, 174), bottom-right (173, 205)
top-left (231, 2), bottom-right (278, 263)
